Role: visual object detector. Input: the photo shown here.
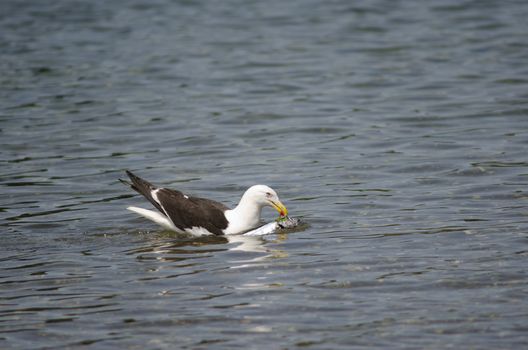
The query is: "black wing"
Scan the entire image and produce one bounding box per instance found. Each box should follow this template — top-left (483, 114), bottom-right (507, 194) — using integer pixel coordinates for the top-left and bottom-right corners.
top-left (122, 170), bottom-right (165, 213)
top-left (123, 170), bottom-right (229, 235)
top-left (156, 189), bottom-right (229, 235)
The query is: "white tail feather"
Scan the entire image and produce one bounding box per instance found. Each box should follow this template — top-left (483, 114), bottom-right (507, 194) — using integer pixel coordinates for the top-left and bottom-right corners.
top-left (126, 206), bottom-right (179, 231)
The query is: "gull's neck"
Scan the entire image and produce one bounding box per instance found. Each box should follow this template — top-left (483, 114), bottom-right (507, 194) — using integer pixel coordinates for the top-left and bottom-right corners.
top-left (223, 192), bottom-right (263, 234)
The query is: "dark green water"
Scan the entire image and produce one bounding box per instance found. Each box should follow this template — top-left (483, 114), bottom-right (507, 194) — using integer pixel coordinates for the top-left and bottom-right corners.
top-left (2, 0), bottom-right (528, 348)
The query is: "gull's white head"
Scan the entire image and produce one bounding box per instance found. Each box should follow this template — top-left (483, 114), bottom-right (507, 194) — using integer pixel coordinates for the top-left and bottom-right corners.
top-left (244, 184), bottom-right (288, 217)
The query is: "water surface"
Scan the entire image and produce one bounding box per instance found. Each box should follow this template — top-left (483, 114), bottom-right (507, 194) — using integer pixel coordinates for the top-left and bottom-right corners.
top-left (1, 0), bottom-right (528, 349)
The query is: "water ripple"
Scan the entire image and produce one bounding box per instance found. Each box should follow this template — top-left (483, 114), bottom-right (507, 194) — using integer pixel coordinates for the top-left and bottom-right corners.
top-left (2, 0), bottom-right (528, 348)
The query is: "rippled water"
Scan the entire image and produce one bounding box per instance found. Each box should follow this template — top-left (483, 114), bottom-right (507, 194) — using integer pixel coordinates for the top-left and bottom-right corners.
top-left (2, 0), bottom-right (528, 348)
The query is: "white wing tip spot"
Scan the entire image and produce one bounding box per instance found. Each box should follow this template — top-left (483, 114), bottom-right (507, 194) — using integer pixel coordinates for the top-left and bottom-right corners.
top-left (184, 195), bottom-right (189, 199)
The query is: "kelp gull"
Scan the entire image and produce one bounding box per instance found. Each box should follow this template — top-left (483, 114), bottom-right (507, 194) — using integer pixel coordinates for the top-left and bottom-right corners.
top-left (121, 170), bottom-right (288, 236)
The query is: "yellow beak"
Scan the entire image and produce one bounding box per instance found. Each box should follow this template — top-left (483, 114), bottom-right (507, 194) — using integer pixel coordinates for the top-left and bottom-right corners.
top-left (270, 200), bottom-right (288, 217)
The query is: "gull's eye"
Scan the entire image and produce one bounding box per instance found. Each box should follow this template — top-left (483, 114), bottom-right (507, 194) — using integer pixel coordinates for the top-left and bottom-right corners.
top-left (265, 192), bottom-right (272, 198)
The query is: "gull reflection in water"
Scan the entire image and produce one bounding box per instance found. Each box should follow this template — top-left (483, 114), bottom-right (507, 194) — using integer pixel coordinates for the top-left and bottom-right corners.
top-left (126, 227), bottom-right (290, 270)
top-left (227, 233), bottom-right (289, 270)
